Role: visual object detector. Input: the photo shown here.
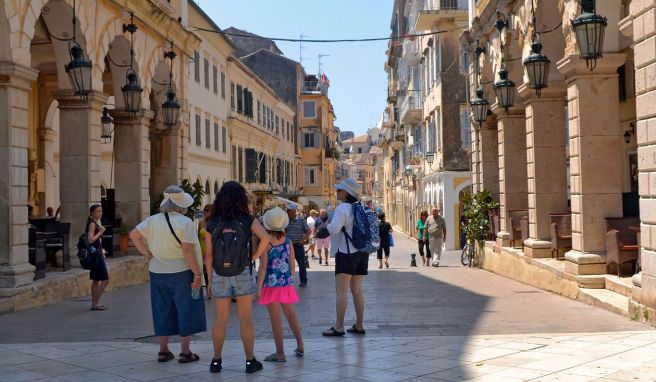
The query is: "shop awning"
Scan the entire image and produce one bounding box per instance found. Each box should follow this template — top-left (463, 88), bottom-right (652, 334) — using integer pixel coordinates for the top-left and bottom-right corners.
top-left (269, 195), bottom-right (302, 210)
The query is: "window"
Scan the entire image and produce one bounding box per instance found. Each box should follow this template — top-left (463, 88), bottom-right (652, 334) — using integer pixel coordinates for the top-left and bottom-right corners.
top-left (195, 114), bottom-right (201, 146)
top-left (303, 131), bottom-right (320, 148)
top-left (194, 51), bottom-right (200, 82)
top-left (275, 115), bottom-right (279, 136)
top-left (238, 147), bottom-right (243, 182)
top-left (287, 122), bottom-right (290, 141)
top-left (205, 118), bottom-right (210, 149)
top-left (436, 111), bottom-right (442, 151)
top-left (214, 122), bottom-right (219, 151)
top-left (434, 39), bottom-right (440, 79)
top-left (304, 167), bottom-right (318, 186)
top-left (220, 71), bottom-right (226, 99)
top-left (222, 126), bottom-right (227, 153)
top-left (237, 85), bottom-right (243, 113)
top-left (212, 65), bottom-right (218, 94)
top-left (230, 82), bottom-right (235, 110)
top-left (427, 119), bottom-right (435, 154)
top-left (302, 101), bottom-right (316, 118)
top-left (204, 58), bottom-right (209, 89)
top-left (429, 47), bottom-right (434, 85)
top-left (231, 145), bottom-right (237, 179)
top-left (460, 107), bottom-right (471, 149)
top-left (358, 148), bottom-right (362, 154)
top-left (257, 100), bottom-right (261, 124)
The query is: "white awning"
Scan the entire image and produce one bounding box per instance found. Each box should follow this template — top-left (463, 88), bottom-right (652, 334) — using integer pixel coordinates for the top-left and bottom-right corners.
top-left (269, 196), bottom-right (302, 210)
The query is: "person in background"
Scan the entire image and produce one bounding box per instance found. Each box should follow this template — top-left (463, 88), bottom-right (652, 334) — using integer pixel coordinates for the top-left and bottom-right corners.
top-left (425, 207), bottom-right (447, 267)
top-left (315, 209), bottom-right (331, 266)
top-left (257, 207), bottom-right (304, 362)
top-left (285, 204), bottom-right (311, 287)
top-left (87, 204), bottom-right (110, 311)
top-left (45, 206), bottom-right (55, 218)
top-left (377, 213), bottom-right (393, 269)
top-left (199, 204), bottom-right (213, 299)
top-left (417, 210), bottom-right (430, 266)
top-left (306, 210), bottom-right (318, 260)
top-left (460, 213), bottom-right (468, 250)
top-left (130, 186), bottom-right (205, 363)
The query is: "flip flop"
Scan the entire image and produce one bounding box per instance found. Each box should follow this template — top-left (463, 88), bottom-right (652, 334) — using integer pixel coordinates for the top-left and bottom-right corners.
top-left (295, 348), bottom-right (304, 357)
top-left (322, 327), bottom-right (345, 337)
top-left (264, 353), bottom-right (286, 362)
top-left (157, 351), bottom-right (175, 362)
top-left (346, 324), bottom-right (366, 335)
top-left (90, 305), bottom-right (108, 311)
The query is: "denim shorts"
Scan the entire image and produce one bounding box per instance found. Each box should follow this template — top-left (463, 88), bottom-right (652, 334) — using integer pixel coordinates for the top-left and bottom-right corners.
top-left (212, 268), bottom-right (258, 298)
top-left (150, 270), bottom-right (207, 337)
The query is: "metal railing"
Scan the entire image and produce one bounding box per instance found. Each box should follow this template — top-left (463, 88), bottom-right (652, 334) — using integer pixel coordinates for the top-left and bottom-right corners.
top-left (302, 80), bottom-right (328, 95)
top-left (399, 90), bottom-right (422, 121)
top-left (424, 0), bottom-right (468, 11)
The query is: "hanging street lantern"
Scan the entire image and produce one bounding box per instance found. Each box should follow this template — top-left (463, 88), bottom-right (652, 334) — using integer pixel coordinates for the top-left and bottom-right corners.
top-left (524, 40), bottom-right (550, 97)
top-left (571, 0), bottom-right (607, 71)
top-left (100, 107), bottom-right (114, 144)
top-left (121, 12), bottom-right (142, 113)
top-left (64, 0), bottom-right (92, 100)
top-left (470, 85), bottom-right (490, 124)
top-left (161, 47), bottom-right (180, 127)
top-left (494, 65), bottom-right (515, 111)
top-left (425, 152), bottom-right (435, 166)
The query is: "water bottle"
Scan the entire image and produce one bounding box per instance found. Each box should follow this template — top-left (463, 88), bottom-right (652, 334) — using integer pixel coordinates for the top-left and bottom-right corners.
top-left (191, 286), bottom-right (201, 300)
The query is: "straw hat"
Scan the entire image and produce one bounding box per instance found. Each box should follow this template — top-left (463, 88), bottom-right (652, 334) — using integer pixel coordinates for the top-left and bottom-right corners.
top-left (160, 190), bottom-right (194, 208)
top-left (335, 178), bottom-right (360, 198)
top-left (263, 207), bottom-right (289, 232)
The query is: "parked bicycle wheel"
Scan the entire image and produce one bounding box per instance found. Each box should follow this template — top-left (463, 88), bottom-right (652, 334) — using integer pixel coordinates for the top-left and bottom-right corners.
top-left (461, 243), bottom-right (471, 266)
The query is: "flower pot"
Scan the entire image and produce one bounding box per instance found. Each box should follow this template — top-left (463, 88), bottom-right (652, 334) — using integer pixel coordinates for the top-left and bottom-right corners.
top-left (119, 234), bottom-right (129, 254)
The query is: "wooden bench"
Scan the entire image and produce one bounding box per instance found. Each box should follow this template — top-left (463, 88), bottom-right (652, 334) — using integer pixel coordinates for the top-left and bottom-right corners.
top-left (550, 213), bottom-right (572, 259)
top-left (605, 217), bottom-right (640, 277)
top-left (508, 209), bottom-right (528, 249)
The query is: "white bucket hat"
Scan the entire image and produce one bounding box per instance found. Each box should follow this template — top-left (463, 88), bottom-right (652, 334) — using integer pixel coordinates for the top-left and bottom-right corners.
top-left (263, 207), bottom-right (289, 232)
top-left (335, 178), bottom-right (360, 198)
top-left (160, 190), bottom-right (194, 209)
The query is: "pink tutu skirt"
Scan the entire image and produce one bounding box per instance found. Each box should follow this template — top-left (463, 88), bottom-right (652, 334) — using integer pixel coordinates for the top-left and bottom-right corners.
top-left (259, 285), bottom-right (299, 305)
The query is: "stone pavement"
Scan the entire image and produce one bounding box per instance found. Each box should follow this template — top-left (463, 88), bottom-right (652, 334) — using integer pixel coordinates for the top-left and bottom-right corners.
top-left (0, 233), bottom-right (654, 381)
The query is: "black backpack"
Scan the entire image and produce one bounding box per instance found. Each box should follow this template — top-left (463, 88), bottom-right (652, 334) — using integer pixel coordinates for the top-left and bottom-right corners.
top-left (211, 217), bottom-right (251, 276)
top-left (76, 233), bottom-right (98, 270)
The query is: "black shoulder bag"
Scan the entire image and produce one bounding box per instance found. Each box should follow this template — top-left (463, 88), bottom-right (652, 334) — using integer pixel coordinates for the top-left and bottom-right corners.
top-left (164, 213), bottom-right (182, 246)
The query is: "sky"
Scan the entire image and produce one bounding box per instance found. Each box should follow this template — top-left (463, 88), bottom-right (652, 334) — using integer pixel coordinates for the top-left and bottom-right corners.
top-left (197, 0), bottom-right (394, 136)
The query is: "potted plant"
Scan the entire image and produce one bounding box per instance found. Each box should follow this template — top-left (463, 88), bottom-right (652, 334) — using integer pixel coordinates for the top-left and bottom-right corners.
top-left (462, 190), bottom-right (499, 266)
top-left (119, 224), bottom-right (130, 254)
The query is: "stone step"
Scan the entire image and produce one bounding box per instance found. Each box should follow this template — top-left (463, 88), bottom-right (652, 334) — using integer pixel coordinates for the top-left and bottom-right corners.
top-left (604, 275), bottom-right (633, 298)
top-left (578, 288), bottom-right (629, 317)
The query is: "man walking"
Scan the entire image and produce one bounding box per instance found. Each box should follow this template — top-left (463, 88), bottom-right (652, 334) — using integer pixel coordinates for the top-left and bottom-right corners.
top-left (285, 204), bottom-right (311, 287)
top-left (424, 207), bottom-right (446, 267)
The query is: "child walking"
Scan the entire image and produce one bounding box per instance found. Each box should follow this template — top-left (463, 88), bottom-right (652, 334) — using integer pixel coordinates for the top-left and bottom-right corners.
top-left (258, 207), bottom-right (304, 362)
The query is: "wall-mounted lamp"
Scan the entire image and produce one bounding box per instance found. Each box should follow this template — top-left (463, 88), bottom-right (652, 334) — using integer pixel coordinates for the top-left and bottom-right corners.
top-left (624, 123), bottom-right (635, 144)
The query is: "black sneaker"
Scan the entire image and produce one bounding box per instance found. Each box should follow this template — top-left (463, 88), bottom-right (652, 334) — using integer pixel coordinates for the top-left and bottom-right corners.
top-left (209, 358), bottom-right (222, 373)
top-left (299, 282), bottom-right (307, 288)
top-left (245, 357), bottom-right (263, 374)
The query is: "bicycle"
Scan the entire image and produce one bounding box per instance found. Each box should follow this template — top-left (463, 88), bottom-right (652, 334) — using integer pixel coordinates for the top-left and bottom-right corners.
top-left (461, 240), bottom-right (475, 267)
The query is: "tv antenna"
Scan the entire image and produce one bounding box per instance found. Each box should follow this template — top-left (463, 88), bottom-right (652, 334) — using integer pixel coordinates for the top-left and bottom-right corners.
top-left (318, 54), bottom-right (330, 75)
top-left (299, 34), bottom-right (309, 64)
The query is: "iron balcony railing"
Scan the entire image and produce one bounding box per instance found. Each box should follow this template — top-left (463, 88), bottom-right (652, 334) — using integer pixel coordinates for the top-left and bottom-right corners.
top-left (424, 0), bottom-right (468, 10)
top-left (302, 80), bottom-right (328, 95)
top-left (399, 90), bottom-right (422, 121)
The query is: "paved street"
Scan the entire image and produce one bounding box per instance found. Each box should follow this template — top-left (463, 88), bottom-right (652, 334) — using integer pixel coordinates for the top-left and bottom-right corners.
top-left (0, 233), bottom-right (654, 382)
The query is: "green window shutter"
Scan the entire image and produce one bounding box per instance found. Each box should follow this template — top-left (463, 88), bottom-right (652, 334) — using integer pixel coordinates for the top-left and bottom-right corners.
top-left (245, 148), bottom-right (257, 183)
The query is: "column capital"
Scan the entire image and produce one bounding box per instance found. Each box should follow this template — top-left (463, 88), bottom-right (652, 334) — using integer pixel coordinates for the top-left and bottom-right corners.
top-left (490, 103), bottom-right (525, 119)
top-left (109, 109), bottom-right (155, 125)
top-left (556, 53), bottom-right (627, 80)
top-left (517, 82), bottom-right (567, 104)
top-left (0, 62), bottom-right (39, 90)
top-left (52, 90), bottom-right (109, 109)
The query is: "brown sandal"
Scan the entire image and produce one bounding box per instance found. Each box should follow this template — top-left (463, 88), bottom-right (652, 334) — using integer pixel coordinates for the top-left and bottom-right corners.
top-left (158, 351), bottom-right (174, 362)
top-left (178, 352), bottom-right (200, 363)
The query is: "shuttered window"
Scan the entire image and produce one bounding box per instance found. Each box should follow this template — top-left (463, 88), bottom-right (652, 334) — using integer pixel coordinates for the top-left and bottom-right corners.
top-left (214, 122), bottom-right (219, 151)
top-left (193, 51), bottom-right (200, 82)
top-left (195, 114), bottom-right (201, 146)
top-left (304, 167), bottom-right (318, 186)
top-left (212, 65), bottom-right (218, 94)
top-left (205, 118), bottom-right (210, 149)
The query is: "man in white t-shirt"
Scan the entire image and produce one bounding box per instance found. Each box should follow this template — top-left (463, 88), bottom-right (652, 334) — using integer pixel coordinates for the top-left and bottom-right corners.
top-left (306, 210), bottom-right (317, 259)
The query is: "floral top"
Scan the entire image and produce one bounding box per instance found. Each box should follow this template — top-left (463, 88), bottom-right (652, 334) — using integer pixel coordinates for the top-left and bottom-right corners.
top-left (264, 239), bottom-right (294, 288)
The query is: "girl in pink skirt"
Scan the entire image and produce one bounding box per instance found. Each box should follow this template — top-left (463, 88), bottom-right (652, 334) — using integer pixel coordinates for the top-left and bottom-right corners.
top-left (257, 207), bottom-right (304, 362)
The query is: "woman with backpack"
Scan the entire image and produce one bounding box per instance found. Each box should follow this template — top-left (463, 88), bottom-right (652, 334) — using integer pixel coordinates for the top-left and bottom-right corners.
top-left (204, 181), bottom-right (270, 374)
top-left (322, 178), bottom-right (368, 337)
top-left (129, 186), bottom-right (205, 364)
top-left (315, 209), bottom-right (331, 265)
top-left (87, 204), bottom-right (109, 311)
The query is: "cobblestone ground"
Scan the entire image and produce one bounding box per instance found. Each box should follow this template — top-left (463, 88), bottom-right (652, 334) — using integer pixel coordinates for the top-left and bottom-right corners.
top-left (0, 232), bottom-right (654, 381)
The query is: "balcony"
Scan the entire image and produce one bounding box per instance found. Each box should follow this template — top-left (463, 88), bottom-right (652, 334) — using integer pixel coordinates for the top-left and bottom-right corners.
top-left (399, 90), bottom-right (423, 125)
top-left (302, 75), bottom-right (329, 95)
top-left (402, 39), bottom-right (420, 64)
top-left (415, 0), bottom-right (468, 31)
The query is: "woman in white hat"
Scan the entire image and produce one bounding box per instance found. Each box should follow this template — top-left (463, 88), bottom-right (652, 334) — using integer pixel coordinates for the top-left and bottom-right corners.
top-left (130, 185), bottom-right (205, 364)
top-left (322, 178), bottom-right (368, 337)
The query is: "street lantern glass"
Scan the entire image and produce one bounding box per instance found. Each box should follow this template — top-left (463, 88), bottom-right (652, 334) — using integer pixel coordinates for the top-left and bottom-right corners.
top-left (100, 107), bottom-right (113, 144)
top-left (470, 86), bottom-right (490, 124)
top-left (122, 70), bottom-right (142, 113)
top-left (524, 41), bottom-right (551, 97)
top-left (65, 42), bottom-right (92, 99)
top-left (494, 66), bottom-right (515, 110)
top-left (162, 89), bottom-right (180, 127)
top-left (425, 152), bottom-right (435, 166)
top-left (571, 0), bottom-right (607, 71)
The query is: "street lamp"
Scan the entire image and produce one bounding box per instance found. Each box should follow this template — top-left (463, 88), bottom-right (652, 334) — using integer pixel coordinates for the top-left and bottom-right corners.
top-left (571, 0), bottom-right (607, 71)
top-left (524, 0), bottom-right (550, 97)
top-left (161, 46), bottom-right (180, 127)
top-left (470, 86), bottom-right (490, 124)
top-left (64, 0), bottom-right (92, 100)
top-left (100, 107), bottom-right (114, 144)
top-left (425, 152), bottom-right (435, 166)
top-left (121, 12), bottom-right (142, 114)
top-left (493, 12), bottom-right (514, 111)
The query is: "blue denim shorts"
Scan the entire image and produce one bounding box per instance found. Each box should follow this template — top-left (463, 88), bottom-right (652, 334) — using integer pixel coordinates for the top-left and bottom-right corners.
top-left (150, 270), bottom-right (207, 337)
top-left (212, 268), bottom-right (258, 298)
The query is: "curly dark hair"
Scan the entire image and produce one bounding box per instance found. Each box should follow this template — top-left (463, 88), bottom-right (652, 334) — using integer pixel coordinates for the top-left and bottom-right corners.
top-left (212, 181), bottom-right (249, 220)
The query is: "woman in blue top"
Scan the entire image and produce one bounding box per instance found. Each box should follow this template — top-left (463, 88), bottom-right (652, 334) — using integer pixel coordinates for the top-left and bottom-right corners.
top-left (257, 207), bottom-right (304, 362)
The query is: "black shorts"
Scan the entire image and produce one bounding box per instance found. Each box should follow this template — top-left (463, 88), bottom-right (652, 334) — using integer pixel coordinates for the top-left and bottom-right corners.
top-left (335, 251), bottom-right (369, 276)
top-left (89, 256), bottom-right (109, 281)
top-left (376, 245), bottom-right (390, 259)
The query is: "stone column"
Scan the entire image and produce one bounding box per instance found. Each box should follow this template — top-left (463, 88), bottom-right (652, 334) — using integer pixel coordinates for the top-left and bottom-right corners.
top-left (492, 106), bottom-right (528, 248)
top-left (150, 127), bottom-right (183, 204)
top-left (0, 63), bottom-right (38, 289)
top-left (471, 126), bottom-right (481, 193)
top-left (480, 118), bottom-right (499, 201)
top-left (54, 90), bottom-right (109, 255)
top-left (519, 83), bottom-right (569, 257)
top-left (633, 0), bottom-right (656, 310)
top-left (556, 54), bottom-right (625, 277)
top-left (111, 110), bottom-right (153, 228)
